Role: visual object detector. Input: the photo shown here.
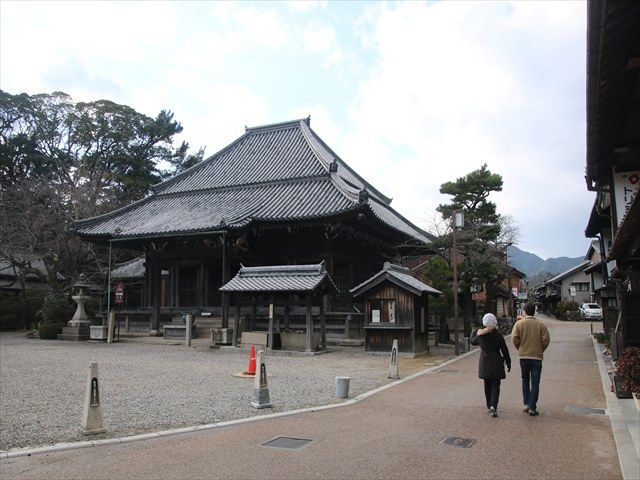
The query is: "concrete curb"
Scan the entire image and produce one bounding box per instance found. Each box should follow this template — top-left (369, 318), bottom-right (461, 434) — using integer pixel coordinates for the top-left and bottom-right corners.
top-left (592, 337), bottom-right (640, 480)
top-left (1, 347), bottom-right (480, 460)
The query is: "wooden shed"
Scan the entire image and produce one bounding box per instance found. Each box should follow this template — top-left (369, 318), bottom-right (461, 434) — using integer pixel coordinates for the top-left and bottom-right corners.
top-left (350, 262), bottom-right (441, 356)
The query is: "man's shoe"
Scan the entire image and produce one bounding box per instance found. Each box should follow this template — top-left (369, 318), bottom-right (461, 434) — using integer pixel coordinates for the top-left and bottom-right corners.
top-left (523, 405), bottom-right (529, 413)
top-left (489, 407), bottom-right (498, 417)
top-left (528, 409), bottom-right (539, 416)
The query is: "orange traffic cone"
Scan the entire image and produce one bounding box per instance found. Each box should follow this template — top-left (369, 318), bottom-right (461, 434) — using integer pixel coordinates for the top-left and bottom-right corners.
top-left (244, 344), bottom-right (256, 375)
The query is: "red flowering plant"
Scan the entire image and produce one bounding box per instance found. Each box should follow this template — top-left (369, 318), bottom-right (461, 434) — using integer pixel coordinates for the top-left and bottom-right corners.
top-left (615, 347), bottom-right (640, 396)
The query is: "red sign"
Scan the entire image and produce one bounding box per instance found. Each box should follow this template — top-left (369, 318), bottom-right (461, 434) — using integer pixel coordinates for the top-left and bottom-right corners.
top-left (115, 282), bottom-right (124, 305)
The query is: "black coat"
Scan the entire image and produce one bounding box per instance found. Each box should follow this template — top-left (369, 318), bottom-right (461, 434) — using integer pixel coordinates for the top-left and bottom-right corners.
top-left (470, 328), bottom-right (511, 380)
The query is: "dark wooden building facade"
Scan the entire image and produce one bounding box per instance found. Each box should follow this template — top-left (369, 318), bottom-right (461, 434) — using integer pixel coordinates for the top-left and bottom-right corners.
top-left (75, 118), bottom-right (432, 336)
top-left (351, 263), bottom-right (441, 356)
top-left (584, 1), bottom-right (640, 357)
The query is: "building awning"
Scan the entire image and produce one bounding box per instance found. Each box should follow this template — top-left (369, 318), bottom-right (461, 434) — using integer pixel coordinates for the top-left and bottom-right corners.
top-left (219, 262), bottom-right (337, 293)
top-left (350, 262), bottom-right (441, 297)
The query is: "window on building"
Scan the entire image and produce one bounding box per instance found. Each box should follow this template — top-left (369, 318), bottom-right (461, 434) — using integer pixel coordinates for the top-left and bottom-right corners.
top-left (571, 282), bottom-right (589, 291)
top-left (179, 266), bottom-right (198, 307)
top-left (369, 299), bottom-right (396, 324)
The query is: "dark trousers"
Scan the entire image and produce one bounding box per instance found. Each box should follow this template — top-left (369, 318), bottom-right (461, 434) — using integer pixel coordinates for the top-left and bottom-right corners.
top-left (483, 379), bottom-right (501, 409)
top-left (520, 359), bottom-right (542, 410)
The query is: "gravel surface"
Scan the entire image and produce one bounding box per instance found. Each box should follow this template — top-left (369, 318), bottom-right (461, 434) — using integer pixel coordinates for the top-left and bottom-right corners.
top-left (0, 332), bottom-right (451, 451)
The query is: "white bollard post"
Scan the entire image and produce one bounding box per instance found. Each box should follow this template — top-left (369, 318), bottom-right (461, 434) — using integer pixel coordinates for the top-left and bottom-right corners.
top-left (185, 314), bottom-right (192, 347)
top-left (388, 339), bottom-right (399, 379)
top-left (81, 362), bottom-right (105, 435)
top-left (250, 350), bottom-right (272, 409)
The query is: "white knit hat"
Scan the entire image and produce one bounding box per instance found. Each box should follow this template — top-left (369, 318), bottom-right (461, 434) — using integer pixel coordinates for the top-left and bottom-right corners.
top-left (482, 313), bottom-right (497, 327)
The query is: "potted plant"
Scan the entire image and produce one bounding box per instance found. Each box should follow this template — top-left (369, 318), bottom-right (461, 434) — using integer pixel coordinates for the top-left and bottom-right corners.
top-left (615, 346), bottom-right (640, 410)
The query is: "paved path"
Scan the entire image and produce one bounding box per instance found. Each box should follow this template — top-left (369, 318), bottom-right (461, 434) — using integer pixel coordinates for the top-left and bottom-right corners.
top-left (0, 316), bottom-right (622, 479)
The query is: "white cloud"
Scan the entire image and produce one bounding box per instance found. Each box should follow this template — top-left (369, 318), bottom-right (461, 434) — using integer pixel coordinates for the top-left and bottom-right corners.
top-left (338, 1), bottom-right (590, 257)
top-left (286, 1), bottom-right (327, 12)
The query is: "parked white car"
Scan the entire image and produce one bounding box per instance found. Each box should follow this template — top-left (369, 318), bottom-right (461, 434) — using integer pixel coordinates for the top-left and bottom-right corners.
top-left (579, 303), bottom-right (603, 320)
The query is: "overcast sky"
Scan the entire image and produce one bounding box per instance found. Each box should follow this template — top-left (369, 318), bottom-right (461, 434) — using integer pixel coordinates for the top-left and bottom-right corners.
top-left (0, 0), bottom-right (593, 259)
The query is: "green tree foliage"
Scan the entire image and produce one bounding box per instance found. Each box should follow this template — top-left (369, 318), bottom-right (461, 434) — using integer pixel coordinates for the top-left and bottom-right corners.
top-left (429, 164), bottom-right (519, 325)
top-left (0, 91), bottom-right (204, 217)
top-left (436, 163), bottom-right (503, 242)
top-left (0, 90), bottom-right (204, 320)
top-left (422, 256), bottom-right (452, 318)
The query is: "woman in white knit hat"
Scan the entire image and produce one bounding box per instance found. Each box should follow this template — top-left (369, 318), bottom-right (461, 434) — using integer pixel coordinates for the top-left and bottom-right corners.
top-left (470, 313), bottom-right (511, 417)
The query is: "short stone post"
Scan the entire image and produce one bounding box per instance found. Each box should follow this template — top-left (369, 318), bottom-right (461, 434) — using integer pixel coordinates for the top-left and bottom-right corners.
top-left (185, 314), bottom-right (192, 347)
top-left (250, 350), bottom-right (272, 409)
top-left (81, 362), bottom-right (105, 435)
top-left (107, 311), bottom-right (115, 344)
top-left (388, 339), bottom-right (399, 379)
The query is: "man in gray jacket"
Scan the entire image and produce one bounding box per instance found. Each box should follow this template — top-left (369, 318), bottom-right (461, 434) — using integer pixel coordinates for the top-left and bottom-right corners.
top-left (511, 302), bottom-right (550, 416)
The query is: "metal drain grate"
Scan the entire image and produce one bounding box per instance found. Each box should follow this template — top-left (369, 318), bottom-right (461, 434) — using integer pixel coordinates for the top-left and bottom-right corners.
top-left (564, 405), bottom-right (606, 415)
top-left (262, 437), bottom-right (313, 450)
top-left (438, 437), bottom-right (476, 448)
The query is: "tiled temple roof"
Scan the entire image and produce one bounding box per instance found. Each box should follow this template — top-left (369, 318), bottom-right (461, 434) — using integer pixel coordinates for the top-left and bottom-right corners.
top-left (75, 118), bottom-right (432, 244)
top-left (219, 262), bottom-right (337, 293)
top-left (350, 262), bottom-right (442, 297)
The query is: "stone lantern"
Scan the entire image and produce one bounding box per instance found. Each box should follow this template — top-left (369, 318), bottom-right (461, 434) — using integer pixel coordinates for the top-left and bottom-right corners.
top-left (58, 274), bottom-right (92, 341)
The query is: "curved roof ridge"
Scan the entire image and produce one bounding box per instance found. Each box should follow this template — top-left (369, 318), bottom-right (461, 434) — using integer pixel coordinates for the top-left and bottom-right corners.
top-left (303, 122), bottom-right (392, 205)
top-left (245, 117), bottom-right (309, 133)
top-left (365, 193), bottom-right (434, 241)
top-left (74, 194), bottom-right (155, 229)
top-left (156, 173), bottom-right (332, 198)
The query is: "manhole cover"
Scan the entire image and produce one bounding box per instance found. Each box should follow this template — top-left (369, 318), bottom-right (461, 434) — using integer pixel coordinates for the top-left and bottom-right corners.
top-left (438, 437), bottom-right (476, 448)
top-left (564, 405), bottom-right (606, 415)
top-left (262, 437), bottom-right (313, 450)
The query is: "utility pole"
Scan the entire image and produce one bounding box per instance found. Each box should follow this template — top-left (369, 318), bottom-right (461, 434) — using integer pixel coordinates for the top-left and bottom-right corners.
top-left (452, 212), bottom-right (464, 355)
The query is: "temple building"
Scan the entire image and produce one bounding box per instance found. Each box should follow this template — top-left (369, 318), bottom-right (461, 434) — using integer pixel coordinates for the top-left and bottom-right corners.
top-left (74, 118), bottom-right (432, 338)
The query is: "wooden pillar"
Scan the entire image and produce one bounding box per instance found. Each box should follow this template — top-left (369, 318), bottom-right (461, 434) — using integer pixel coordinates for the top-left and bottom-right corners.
top-left (284, 299), bottom-right (290, 330)
top-left (198, 264), bottom-right (205, 308)
top-left (151, 253), bottom-right (161, 334)
top-left (221, 234), bottom-right (230, 328)
top-left (250, 298), bottom-right (256, 331)
top-left (268, 295), bottom-right (274, 350)
top-left (232, 296), bottom-right (241, 346)
top-left (319, 291), bottom-right (326, 350)
top-left (306, 292), bottom-right (312, 352)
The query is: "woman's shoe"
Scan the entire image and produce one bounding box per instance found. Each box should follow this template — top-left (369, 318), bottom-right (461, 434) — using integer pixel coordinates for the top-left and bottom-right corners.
top-left (489, 407), bottom-right (498, 417)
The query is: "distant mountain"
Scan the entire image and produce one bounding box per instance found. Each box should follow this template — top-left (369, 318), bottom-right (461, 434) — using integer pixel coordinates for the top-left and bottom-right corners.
top-left (507, 246), bottom-right (584, 279)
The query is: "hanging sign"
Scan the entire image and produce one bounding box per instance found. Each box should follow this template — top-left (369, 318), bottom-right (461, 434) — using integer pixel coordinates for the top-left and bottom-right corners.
top-left (115, 282), bottom-right (124, 305)
top-left (613, 171), bottom-right (639, 228)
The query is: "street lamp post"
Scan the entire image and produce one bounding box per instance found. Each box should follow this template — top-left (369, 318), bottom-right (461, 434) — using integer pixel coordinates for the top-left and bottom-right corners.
top-left (452, 212), bottom-right (464, 355)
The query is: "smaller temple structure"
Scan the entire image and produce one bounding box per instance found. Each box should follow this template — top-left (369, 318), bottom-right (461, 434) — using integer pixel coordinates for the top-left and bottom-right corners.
top-left (350, 263), bottom-right (441, 356)
top-left (219, 262), bottom-right (338, 351)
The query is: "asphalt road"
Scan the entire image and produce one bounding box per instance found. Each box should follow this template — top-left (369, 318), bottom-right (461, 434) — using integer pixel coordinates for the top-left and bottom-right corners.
top-left (0, 316), bottom-right (621, 480)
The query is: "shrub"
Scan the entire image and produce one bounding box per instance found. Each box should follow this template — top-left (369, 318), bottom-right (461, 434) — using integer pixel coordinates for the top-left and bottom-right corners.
top-left (616, 347), bottom-right (640, 395)
top-left (38, 323), bottom-right (65, 339)
top-left (556, 299), bottom-right (579, 320)
top-left (38, 293), bottom-right (74, 324)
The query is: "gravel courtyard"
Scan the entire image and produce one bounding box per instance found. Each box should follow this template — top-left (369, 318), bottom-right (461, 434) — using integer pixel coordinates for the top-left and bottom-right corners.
top-left (0, 332), bottom-right (451, 452)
